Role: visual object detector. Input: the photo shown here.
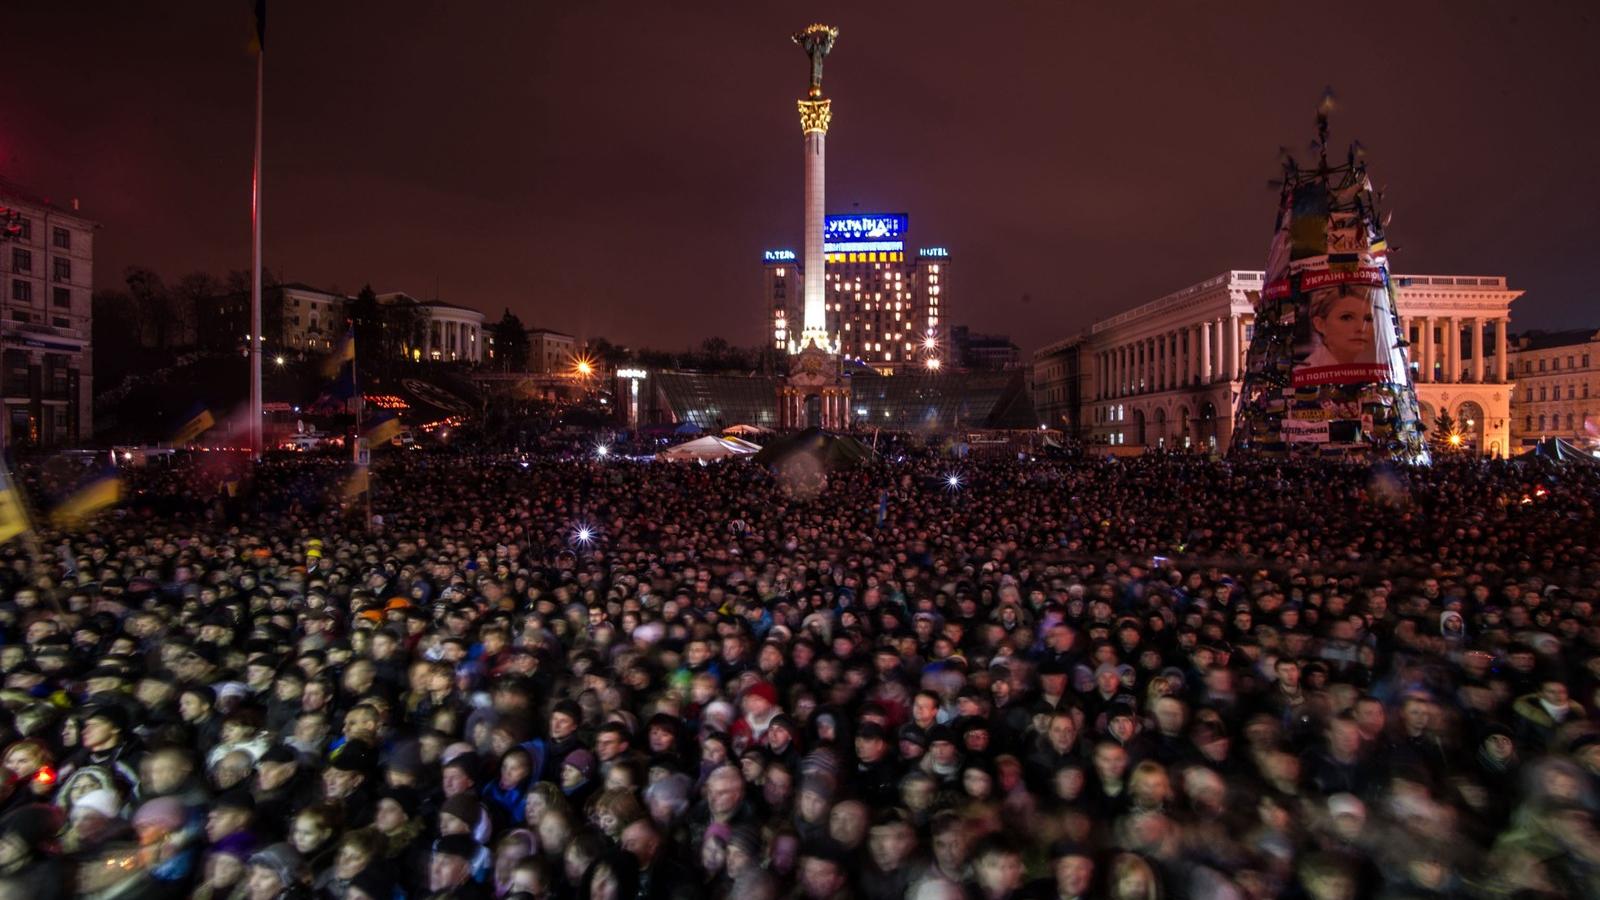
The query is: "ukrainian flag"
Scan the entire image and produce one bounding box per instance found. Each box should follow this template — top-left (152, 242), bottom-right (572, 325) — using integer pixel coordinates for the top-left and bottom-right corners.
top-left (51, 472), bottom-right (122, 529)
top-left (0, 462), bottom-right (32, 544)
top-left (173, 407), bottom-right (216, 445)
top-left (321, 330), bottom-right (355, 379)
top-left (339, 466), bottom-right (369, 501)
top-left (363, 411), bottom-right (401, 447)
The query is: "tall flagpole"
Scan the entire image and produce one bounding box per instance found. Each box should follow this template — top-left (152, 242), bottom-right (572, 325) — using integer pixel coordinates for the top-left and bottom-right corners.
top-left (249, 20), bottom-right (264, 458)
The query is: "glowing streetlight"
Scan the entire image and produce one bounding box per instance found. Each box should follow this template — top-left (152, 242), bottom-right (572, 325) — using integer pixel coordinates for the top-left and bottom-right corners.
top-left (925, 357), bottom-right (942, 370)
top-left (274, 355), bottom-right (286, 366)
top-left (945, 473), bottom-right (962, 490)
top-left (575, 360), bottom-right (593, 376)
top-left (596, 444), bottom-right (610, 458)
top-left (1448, 433), bottom-right (1463, 447)
top-left (923, 336), bottom-right (937, 350)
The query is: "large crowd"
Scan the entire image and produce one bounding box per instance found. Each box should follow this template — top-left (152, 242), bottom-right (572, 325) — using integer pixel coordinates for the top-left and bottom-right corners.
top-left (1, 445), bottom-right (1599, 900)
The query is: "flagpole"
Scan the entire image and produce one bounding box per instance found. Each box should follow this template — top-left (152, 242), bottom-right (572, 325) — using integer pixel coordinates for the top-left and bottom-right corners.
top-left (351, 325), bottom-right (371, 531)
top-left (249, 34), bottom-right (265, 459)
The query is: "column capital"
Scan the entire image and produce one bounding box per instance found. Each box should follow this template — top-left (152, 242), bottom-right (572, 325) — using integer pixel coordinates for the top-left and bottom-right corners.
top-left (798, 99), bottom-right (833, 134)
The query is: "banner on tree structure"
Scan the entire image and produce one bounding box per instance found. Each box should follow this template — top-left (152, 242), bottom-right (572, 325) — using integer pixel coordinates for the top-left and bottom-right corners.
top-left (1291, 275), bottom-right (1398, 387)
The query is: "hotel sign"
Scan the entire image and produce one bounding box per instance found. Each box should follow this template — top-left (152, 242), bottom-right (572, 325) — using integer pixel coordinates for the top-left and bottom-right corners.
top-left (825, 213), bottom-right (907, 240)
top-left (763, 249), bottom-right (797, 262)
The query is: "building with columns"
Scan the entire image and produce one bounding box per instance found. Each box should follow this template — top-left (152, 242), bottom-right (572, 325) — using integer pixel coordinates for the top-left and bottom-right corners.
top-left (418, 300), bottom-right (484, 363)
top-left (376, 293), bottom-right (485, 363)
top-left (1506, 328), bottom-right (1600, 448)
top-left (1039, 270), bottom-right (1519, 455)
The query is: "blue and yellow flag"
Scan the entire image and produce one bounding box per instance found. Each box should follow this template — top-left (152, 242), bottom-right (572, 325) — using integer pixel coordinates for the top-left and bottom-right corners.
top-left (363, 411), bottom-right (401, 447)
top-left (173, 407), bottom-right (216, 445)
top-left (321, 330), bottom-right (355, 379)
top-left (0, 461), bottom-right (32, 544)
top-left (339, 466), bottom-right (369, 501)
top-left (51, 472), bottom-right (121, 529)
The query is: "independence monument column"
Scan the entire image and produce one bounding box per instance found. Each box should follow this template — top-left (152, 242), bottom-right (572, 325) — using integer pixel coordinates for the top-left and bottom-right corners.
top-left (792, 24), bottom-right (840, 356)
top-left (778, 23), bottom-right (850, 431)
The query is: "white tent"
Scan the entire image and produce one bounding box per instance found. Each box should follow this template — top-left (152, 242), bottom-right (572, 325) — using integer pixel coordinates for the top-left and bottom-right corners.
top-left (722, 423), bottom-right (770, 436)
top-left (655, 435), bottom-right (759, 462)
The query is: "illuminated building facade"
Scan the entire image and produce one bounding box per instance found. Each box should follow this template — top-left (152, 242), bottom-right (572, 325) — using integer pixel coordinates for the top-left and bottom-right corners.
top-left (527, 328), bottom-right (576, 375)
top-left (764, 214), bottom-right (950, 375)
top-left (1507, 328), bottom-right (1600, 448)
top-left (1035, 270), bottom-right (1519, 456)
top-left (0, 179), bottom-right (94, 447)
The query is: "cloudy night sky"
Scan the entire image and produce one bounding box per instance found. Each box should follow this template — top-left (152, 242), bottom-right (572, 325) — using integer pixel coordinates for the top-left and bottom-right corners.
top-left (1, 1), bottom-right (1596, 352)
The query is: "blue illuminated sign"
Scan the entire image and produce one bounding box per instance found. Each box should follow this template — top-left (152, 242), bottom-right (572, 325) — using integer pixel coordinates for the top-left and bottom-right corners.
top-left (919, 247), bottom-right (949, 258)
top-left (825, 213), bottom-right (907, 241)
top-left (824, 240), bottom-right (904, 253)
top-left (763, 249), bottom-right (796, 262)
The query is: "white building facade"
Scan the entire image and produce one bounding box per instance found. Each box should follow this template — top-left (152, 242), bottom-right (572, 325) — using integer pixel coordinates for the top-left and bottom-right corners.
top-left (417, 301), bottom-right (484, 363)
top-left (0, 180), bottom-right (95, 447)
top-left (1074, 271), bottom-right (1519, 456)
top-left (1507, 329), bottom-right (1599, 447)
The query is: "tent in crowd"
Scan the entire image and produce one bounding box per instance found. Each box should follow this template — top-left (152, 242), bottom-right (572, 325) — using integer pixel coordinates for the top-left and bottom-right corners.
top-left (1518, 438), bottom-right (1600, 467)
top-left (752, 427), bottom-right (875, 471)
top-left (655, 435), bottom-right (759, 463)
top-left (722, 424), bottom-right (770, 437)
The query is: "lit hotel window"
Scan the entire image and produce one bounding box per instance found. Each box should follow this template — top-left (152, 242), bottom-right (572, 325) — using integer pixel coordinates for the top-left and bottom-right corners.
top-left (775, 269), bottom-right (785, 277)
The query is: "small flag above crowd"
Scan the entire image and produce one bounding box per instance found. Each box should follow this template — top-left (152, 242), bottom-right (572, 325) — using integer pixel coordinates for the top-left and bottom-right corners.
top-left (50, 469), bottom-right (122, 529)
top-left (172, 407), bottom-right (216, 446)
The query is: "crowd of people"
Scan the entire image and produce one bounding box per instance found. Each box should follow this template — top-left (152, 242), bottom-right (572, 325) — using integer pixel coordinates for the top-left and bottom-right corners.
top-left (1, 445), bottom-right (1599, 900)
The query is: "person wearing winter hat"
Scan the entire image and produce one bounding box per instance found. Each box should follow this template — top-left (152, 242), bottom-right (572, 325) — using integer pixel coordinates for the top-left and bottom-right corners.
top-left (428, 832), bottom-right (490, 900)
top-left (192, 831), bottom-right (258, 900)
top-left (245, 842), bottom-right (307, 900)
top-left (374, 786), bottom-right (429, 896)
top-left (541, 700), bottom-right (586, 783)
top-left (63, 787), bottom-right (124, 852)
top-left (730, 680), bottom-right (780, 753)
top-left (559, 748), bottom-right (598, 807)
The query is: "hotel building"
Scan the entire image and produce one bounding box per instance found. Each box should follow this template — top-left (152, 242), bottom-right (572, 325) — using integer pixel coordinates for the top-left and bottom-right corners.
top-left (1033, 271), bottom-right (1519, 456)
top-left (764, 213), bottom-right (950, 374)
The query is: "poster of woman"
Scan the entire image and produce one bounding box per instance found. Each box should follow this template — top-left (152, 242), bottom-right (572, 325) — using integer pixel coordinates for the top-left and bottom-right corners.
top-left (1293, 270), bottom-right (1397, 386)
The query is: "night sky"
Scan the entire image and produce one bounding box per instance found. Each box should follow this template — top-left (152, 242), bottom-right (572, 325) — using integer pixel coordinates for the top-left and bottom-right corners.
top-left (2, 2), bottom-right (1596, 353)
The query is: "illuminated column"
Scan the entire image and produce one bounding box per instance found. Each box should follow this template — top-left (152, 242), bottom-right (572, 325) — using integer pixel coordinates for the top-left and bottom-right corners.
top-left (1199, 321), bottom-right (1213, 382)
top-left (1427, 315), bottom-right (1440, 381)
top-left (1495, 317), bottom-right (1509, 382)
top-left (1445, 316), bottom-right (1460, 384)
top-left (1225, 314), bottom-right (1239, 380)
top-left (797, 103), bottom-right (832, 350)
top-left (1471, 318), bottom-right (1485, 383)
top-left (794, 25), bottom-right (839, 355)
